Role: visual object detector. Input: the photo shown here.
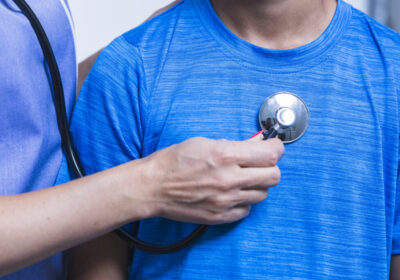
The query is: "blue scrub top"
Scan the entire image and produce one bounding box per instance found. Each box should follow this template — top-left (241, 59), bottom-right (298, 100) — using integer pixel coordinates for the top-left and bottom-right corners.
top-left (0, 0), bottom-right (76, 279)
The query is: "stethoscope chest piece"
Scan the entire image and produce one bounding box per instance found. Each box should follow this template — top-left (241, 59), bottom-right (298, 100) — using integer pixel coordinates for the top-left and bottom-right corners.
top-left (259, 92), bottom-right (309, 144)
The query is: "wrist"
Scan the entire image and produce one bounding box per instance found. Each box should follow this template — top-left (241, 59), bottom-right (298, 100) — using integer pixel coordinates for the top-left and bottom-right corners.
top-left (118, 157), bottom-right (163, 222)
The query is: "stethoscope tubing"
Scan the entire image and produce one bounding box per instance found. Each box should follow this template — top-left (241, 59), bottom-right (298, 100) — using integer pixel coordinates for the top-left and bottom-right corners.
top-left (14, 0), bottom-right (306, 255)
top-left (12, 0), bottom-right (206, 254)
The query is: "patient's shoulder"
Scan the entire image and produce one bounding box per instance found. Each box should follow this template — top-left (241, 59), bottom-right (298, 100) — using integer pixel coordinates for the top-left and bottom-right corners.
top-left (109, 0), bottom-right (194, 93)
top-left (122, 0), bottom-right (186, 50)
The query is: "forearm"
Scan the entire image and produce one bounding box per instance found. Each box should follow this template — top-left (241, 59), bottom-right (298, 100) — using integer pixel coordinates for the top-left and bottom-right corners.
top-left (0, 136), bottom-right (283, 276)
top-left (0, 158), bottom-right (155, 276)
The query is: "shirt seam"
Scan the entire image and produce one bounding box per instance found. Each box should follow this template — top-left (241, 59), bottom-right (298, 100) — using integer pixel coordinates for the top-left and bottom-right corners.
top-left (141, 5), bottom-right (183, 151)
top-left (192, 0), bottom-right (353, 75)
top-left (118, 36), bottom-right (149, 157)
top-left (120, 2), bottom-right (184, 155)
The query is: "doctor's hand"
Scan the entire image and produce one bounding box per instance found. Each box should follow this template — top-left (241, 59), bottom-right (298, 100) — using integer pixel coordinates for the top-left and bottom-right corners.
top-left (138, 136), bottom-right (284, 225)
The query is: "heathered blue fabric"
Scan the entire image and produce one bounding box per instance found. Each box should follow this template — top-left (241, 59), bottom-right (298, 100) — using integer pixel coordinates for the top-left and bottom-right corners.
top-left (56, 0), bottom-right (400, 279)
top-left (1, 0), bottom-right (76, 279)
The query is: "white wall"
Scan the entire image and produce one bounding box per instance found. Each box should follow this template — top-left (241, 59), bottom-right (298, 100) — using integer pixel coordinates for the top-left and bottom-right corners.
top-left (68, 0), bottom-right (370, 62)
top-left (346, 0), bottom-right (368, 12)
top-left (68, 0), bottom-right (173, 62)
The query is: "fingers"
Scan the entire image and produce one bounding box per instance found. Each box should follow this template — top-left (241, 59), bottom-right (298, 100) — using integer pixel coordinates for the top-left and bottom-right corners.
top-left (214, 190), bottom-right (269, 209)
top-left (154, 136), bottom-right (283, 226)
top-left (214, 165), bottom-right (281, 191)
top-left (201, 190), bottom-right (269, 224)
top-left (161, 188), bottom-right (269, 224)
top-left (159, 204), bottom-right (251, 225)
top-left (203, 188), bottom-right (273, 224)
top-left (218, 138), bottom-right (284, 168)
top-left (209, 205), bottom-right (251, 225)
top-left (236, 166), bottom-right (281, 189)
top-left (236, 190), bottom-right (269, 205)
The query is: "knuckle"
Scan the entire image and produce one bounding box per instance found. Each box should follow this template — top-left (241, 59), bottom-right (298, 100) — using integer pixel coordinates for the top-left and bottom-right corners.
top-left (252, 190), bottom-right (268, 203)
top-left (259, 190), bottom-right (269, 202)
top-left (238, 206), bottom-right (251, 218)
top-left (205, 214), bottom-right (218, 224)
top-left (212, 196), bottom-right (230, 210)
top-left (209, 142), bottom-right (224, 164)
top-left (279, 142), bottom-right (285, 156)
top-left (250, 192), bottom-right (266, 204)
top-left (209, 212), bottom-right (226, 224)
top-left (213, 140), bottom-right (238, 165)
top-left (216, 206), bottom-right (252, 223)
top-left (266, 139), bottom-right (285, 163)
top-left (273, 138), bottom-right (285, 155)
top-left (268, 151), bottom-right (279, 165)
top-left (270, 166), bottom-right (281, 185)
top-left (215, 172), bottom-right (236, 191)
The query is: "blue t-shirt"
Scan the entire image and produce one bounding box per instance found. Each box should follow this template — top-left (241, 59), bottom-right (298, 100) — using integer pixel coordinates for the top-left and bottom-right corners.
top-left (1, 0), bottom-right (76, 279)
top-left (57, 0), bottom-right (400, 278)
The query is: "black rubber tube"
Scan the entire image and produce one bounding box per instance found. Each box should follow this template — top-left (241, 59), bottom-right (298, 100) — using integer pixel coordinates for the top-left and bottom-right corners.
top-left (13, 0), bottom-right (207, 254)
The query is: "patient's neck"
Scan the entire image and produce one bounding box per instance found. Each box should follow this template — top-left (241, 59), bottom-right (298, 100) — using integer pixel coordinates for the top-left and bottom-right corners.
top-left (210, 0), bottom-right (337, 49)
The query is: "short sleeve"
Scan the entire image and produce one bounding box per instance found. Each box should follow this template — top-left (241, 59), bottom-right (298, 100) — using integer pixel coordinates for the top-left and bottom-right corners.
top-left (393, 84), bottom-right (400, 254)
top-left (56, 36), bottom-right (149, 184)
top-left (393, 172), bottom-right (400, 254)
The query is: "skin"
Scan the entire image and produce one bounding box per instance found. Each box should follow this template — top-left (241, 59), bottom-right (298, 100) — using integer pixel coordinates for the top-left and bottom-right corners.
top-left (69, 0), bottom-right (399, 279)
top-left (211, 0), bottom-right (337, 50)
top-left (0, 1), bottom-right (285, 276)
top-left (0, 135), bottom-right (283, 277)
top-left (78, 50), bottom-right (102, 94)
top-left (392, 258), bottom-right (400, 280)
top-left (66, 136), bottom-right (282, 279)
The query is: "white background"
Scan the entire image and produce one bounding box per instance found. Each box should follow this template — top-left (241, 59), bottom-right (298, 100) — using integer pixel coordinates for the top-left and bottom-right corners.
top-left (68, 0), bottom-right (173, 62)
top-left (68, 0), bottom-right (368, 62)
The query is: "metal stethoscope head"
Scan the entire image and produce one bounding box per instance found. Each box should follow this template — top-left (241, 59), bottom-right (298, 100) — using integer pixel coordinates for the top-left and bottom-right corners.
top-left (18, 0), bottom-right (311, 256)
top-left (259, 92), bottom-right (309, 143)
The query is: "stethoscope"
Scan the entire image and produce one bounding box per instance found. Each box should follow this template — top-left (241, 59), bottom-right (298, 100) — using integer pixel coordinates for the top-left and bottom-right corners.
top-left (14, 0), bottom-right (310, 254)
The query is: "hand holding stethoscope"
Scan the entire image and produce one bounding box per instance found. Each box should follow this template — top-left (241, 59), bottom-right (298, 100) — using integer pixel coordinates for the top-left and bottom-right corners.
top-left (13, 0), bottom-right (310, 255)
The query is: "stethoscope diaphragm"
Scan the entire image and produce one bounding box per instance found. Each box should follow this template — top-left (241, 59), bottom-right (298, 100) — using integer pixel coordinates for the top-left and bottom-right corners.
top-left (259, 92), bottom-right (309, 144)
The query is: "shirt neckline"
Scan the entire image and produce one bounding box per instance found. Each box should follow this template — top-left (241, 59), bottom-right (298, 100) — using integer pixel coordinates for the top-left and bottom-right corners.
top-left (190, 0), bottom-right (352, 73)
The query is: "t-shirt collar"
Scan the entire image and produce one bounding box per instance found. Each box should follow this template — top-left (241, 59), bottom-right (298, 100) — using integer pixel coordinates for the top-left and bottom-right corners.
top-left (190, 0), bottom-right (352, 73)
